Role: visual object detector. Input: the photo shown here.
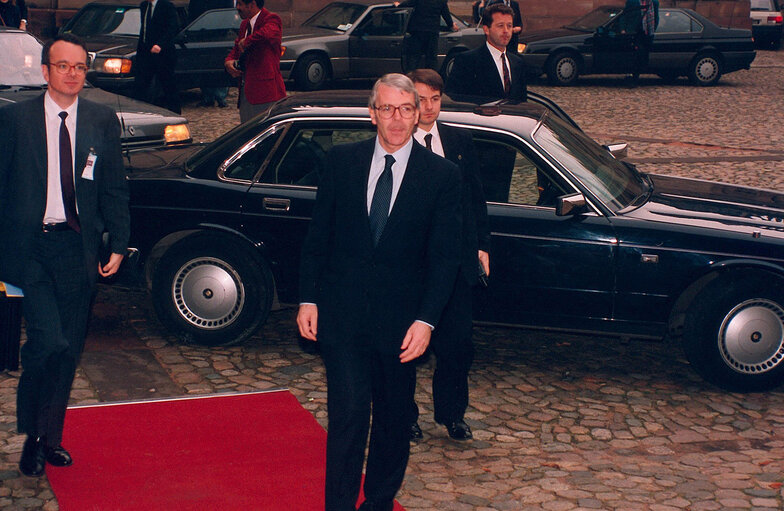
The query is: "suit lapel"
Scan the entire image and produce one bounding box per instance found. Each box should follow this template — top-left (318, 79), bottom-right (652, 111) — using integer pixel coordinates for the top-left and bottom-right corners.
top-left (353, 138), bottom-right (375, 248)
top-left (32, 95), bottom-right (48, 182)
top-left (379, 143), bottom-right (427, 245)
top-left (74, 100), bottom-right (92, 195)
top-left (481, 45), bottom-right (505, 98)
top-left (437, 122), bottom-right (458, 163)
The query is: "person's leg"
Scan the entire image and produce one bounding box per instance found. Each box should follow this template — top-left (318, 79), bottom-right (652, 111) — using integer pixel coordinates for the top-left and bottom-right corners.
top-left (155, 56), bottom-right (181, 114)
top-left (423, 31), bottom-right (439, 71)
top-left (321, 339), bottom-right (372, 511)
top-left (133, 54), bottom-right (154, 104)
top-left (215, 87), bottom-right (228, 107)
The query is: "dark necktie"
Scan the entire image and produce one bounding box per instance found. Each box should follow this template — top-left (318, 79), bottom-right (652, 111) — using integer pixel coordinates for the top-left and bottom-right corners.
top-left (501, 52), bottom-right (511, 97)
top-left (58, 112), bottom-right (80, 233)
top-left (424, 133), bottom-right (433, 151)
top-left (368, 154), bottom-right (395, 246)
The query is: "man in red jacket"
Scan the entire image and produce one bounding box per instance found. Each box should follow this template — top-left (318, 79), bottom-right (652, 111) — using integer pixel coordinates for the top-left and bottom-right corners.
top-left (225, 0), bottom-right (286, 123)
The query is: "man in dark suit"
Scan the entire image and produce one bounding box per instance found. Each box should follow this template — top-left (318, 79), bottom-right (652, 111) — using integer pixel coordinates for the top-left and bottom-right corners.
top-left (406, 68), bottom-right (489, 442)
top-left (297, 73), bottom-right (461, 511)
top-left (224, 0), bottom-right (286, 123)
top-left (484, 0), bottom-right (522, 54)
top-left (395, 0), bottom-right (458, 72)
top-left (0, 34), bottom-right (130, 477)
top-left (135, 0), bottom-right (181, 113)
top-left (445, 3), bottom-right (526, 102)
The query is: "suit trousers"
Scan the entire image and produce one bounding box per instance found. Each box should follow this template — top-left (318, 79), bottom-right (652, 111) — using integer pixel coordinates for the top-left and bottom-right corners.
top-left (410, 273), bottom-right (474, 425)
top-left (17, 230), bottom-right (92, 446)
top-left (321, 335), bottom-right (415, 511)
top-left (403, 31), bottom-right (439, 72)
top-left (134, 52), bottom-right (181, 114)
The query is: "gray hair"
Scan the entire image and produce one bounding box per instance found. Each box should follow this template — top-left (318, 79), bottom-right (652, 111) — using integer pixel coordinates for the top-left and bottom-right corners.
top-left (368, 73), bottom-right (420, 109)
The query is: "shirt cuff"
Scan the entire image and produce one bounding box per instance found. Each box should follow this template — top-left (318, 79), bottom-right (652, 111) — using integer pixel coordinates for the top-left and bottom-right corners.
top-left (415, 319), bottom-right (434, 331)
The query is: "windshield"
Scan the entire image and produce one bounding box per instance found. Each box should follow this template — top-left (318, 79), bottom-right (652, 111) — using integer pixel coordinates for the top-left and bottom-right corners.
top-left (565, 7), bottom-right (623, 31)
top-left (303, 3), bottom-right (367, 31)
top-left (63, 5), bottom-right (141, 37)
top-left (0, 33), bottom-right (46, 87)
top-left (533, 112), bottom-right (644, 211)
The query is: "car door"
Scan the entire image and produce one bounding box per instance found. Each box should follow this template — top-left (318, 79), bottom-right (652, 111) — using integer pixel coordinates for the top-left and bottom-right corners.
top-left (592, 8), bottom-right (640, 74)
top-left (174, 8), bottom-right (241, 88)
top-left (649, 10), bottom-right (703, 71)
top-left (348, 6), bottom-right (408, 77)
top-left (238, 119), bottom-right (377, 304)
top-left (465, 127), bottom-right (618, 331)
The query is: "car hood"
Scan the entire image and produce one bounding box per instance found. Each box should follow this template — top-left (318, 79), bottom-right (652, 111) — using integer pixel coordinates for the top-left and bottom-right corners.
top-left (126, 144), bottom-right (204, 176)
top-left (625, 174), bottom-right (784, 240)
top-left (520, 27), bottom-right (588, 44)
top-left (84, 35), bottom-right (137, 57)
top-left (282, 26), bottom-right (345, 42)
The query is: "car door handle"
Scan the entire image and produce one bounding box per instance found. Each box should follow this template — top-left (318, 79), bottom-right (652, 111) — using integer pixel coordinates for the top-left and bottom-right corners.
top-left (263, 197), bottom-right (291, 212)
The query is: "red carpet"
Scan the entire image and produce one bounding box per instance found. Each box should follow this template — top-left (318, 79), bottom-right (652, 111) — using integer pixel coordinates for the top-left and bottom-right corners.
top-left (47, 390), bottom-right (405, 510)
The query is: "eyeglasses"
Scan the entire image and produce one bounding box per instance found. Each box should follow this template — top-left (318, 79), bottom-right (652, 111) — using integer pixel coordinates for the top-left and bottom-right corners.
top-left (50, 62), bottom-right (90, 75)
top-left (373, 104), bottom-right (417, 120)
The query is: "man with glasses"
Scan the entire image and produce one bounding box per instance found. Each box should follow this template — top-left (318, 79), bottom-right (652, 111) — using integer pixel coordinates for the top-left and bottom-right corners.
top-left (0, 33), bottom-right (130, 478)
top-left (297, 73), bottom-right (460, 511)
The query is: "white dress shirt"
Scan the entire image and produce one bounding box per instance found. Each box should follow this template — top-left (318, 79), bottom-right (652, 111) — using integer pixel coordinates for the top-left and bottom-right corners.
top-left (366, 136), bottom-right (414, 215)
top-left (43, 92), bottom-right (78, 224)
top-left (486, 41), bottom-right (510, 88)
top-left (413, 124), bottom-right (445, 158)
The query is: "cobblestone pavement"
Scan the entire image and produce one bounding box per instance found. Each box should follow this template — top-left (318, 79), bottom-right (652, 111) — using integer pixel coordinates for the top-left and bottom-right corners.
top-left (1, 51), bottom-right (783, 510)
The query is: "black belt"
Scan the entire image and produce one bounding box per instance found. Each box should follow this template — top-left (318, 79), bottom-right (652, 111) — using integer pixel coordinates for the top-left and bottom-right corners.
top-left (42, 222), bottom-right (71, 232)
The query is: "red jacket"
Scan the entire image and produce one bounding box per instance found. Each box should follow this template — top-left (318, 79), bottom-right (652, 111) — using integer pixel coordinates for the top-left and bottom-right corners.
top-left (226, 8), bottom-right (286, 105)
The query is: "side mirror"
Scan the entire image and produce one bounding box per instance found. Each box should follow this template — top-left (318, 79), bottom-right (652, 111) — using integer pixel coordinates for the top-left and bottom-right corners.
top-left (606, 142), bottom-right (628, 160)
top-left (556, 192), bottom-right (586, 217)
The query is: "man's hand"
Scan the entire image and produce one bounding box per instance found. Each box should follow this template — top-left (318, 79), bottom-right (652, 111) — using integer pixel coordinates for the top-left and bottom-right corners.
top-left (297, 304), bottom-right (319, 341)
top-left (150, 44), bottom-right (162, 54)
top-left (452, 22), bottom-right (459, 32)
top-left (98, 253), bottom-right (124, 278)
top-left (225, 60), bottom-right (242, 78)
top-left (513, 26), bottom-right (521, 33)
top-left (399, 321), bottom-right (431, 363)
top-left (478, 250), bottom-right (490, 276)
top-left (238, 38), bottom-right (247, 52)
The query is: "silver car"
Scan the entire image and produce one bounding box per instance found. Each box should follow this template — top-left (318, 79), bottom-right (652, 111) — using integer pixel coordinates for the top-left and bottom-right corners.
top-left (0, 27), bottom-right (191, 151)
top-left (280, 1), bottom-right (485, 90)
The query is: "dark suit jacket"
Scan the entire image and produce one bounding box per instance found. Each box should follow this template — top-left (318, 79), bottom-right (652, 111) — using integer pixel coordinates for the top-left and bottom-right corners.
top-left (437, 122), bottom-right (489, 285)
top-left (0, 95), bottom-right (130, 287)
top-left (445, 43), bottom-right (526, 102)
top-left (225, 8), bottom-right (287, 105)
top-left (138, 0), bottom-right (180, 62)
top-left (299, 138), bottom-right (461, 353)
top-left (399, 0), bottom-right (453, 34)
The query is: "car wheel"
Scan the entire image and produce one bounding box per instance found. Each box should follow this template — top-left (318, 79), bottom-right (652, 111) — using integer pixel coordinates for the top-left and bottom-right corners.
top-left (151, 235), bottom-right (273, 347)
top-left (688, 53), bottom-right (722, 86)
top-left (546, 52), bottom-right (580, 86)
top-left (682, 271), bottom-right (784, 392)
top-left (294, 54), bottom-right (329, 91)
top-left (441, 53), bottom-right (458, 79)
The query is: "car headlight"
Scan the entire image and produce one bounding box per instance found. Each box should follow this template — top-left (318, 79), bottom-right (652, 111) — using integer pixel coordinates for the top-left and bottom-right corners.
top-left (517, 43), bottom-right (527, 54)
top-left (164, 124), bottom-right (191, 144)
top-left (95, 57), bottom-right (133, 74)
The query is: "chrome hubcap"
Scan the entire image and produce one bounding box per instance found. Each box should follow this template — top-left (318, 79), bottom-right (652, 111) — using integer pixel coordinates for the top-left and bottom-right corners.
top-left (719, 299), bottom-right (784, 375)
top-left (172, 257), bottom-right (244, 329)
top-left (695, 58), bottom-right (717, 82)
top-left (557, 58), bottom-right (576, 81)
top-left (307, 62), bottom-right (324, 84)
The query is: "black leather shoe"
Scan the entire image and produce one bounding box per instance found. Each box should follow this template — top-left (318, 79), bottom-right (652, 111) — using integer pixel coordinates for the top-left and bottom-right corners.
top-left (19, 436), bottom-right (45, 477)
top-left (444, 420), bottom-right (473, 441)
top-left (357, 500), bottom-right (394, 511)
top-left (45, 445), bottom-right (73, 467)
top-left (409, 422), bottom-right (423, 442)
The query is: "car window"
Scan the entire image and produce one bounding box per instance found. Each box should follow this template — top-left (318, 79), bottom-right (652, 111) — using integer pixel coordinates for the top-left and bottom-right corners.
top-left (261, 125), bottom-right (376, 186)
top-left (751, 0), bottom-right (777, 11)
top-left (0, 32), bottom-right (45, 86)
top-left (656, 11), bottom-right (699, 33)
top-left (303, 3), bottom-right (367, 31)
top-left (184, 9), bottom-right (241, 42)
top-left (222, 129), bottom-right (282, 182)
top-left (355, 8), bottom-right (408, 37)
top-left (472, 133), bottom-right (569, 207)
top-left (63, 6), bottom-right (141, 37)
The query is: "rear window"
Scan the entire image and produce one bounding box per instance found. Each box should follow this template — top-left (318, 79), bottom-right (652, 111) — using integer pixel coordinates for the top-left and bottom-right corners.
top-left (751, 0), bottom-right (778, 11)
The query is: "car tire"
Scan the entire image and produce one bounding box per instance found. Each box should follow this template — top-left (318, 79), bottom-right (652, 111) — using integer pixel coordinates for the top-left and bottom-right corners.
top-left (688, 53), bottom-right (722, 86)
top-left (682, 271), bottom-right (784, 392)
top-left (151, 235), bottom-right (273, 347)
top-left (294, 54), bottom-right (330, 91)
top-left (440, 52), bottom-right (458, 79)
top-left (546, 51), bottom-right (580, 86)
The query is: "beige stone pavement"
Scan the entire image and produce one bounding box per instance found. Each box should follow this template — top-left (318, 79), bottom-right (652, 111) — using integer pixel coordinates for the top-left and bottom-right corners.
top-left (1, 50), bottom-right (783, 510)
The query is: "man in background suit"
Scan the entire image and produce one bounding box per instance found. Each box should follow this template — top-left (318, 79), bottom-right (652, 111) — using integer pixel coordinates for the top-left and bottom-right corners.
top-left (0, 34), bottom-right (130, 477)
top-left (297, 74), bottom-right (460, 511)
top-left (395, 0), bottom-right (458, 72)
top-left (224, 0), bottom-right (286, 123)
top-left (406, 68), bottom-right (489, 442)
top-left (135, 0), bottom-right (181, 113)
top-left (445, 3), bottom-right (526, 102)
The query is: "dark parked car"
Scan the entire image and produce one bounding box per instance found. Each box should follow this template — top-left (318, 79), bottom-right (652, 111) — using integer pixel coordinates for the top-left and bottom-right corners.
top-left (60, 3), bottom-right (239, 94)
top-left (519, 6), bottom-right (756, 86)
top-left (280, 1), bottom-right (486, 90)
top-left (0, 27), bottom-right (191, 150)
top-left (123, 91), bottom-right (784, 393)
